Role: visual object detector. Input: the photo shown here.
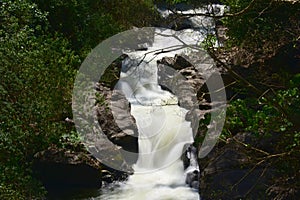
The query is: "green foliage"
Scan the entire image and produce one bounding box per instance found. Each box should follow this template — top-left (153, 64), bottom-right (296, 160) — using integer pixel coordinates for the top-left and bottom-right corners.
top-left (0, 0), bottom-right (161, 198)
top-left (95, 93), bottom-right (108, 107)
top-left (0, 0), bottom-right (298, 198)
top-left (165, 0), bottom-right (188, 4)
top-left (0, 184), bottom-right (26, 200)
top-left (290, 73), bottom-right (300, 87)
top-left (155, 0), bottom-right (206, 5)
top-left (59, 131), bottom-right (85, 152)
top-left (220, 0), bottom-right (299, 49)
top-left (201, 33), bottom-right (218, 50)
top-left (215, 87), bottom-right (300, 198)
top-left (101, 0), bottom-right (159, 28)
top-left (199, 0), bottom-right (300, 198)
top-left (223, 87), bottom-right (299, 136)
top-left (0, 0), bottom-right (79, 198)
top-left (32, 0), bottom-right (159, 53)
top-left (32, 0), bottom-right (121, 52)
top-left (195, 113), bottom-right (211, 147)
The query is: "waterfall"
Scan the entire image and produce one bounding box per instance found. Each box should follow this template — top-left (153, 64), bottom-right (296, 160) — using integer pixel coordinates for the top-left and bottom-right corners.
top-left (112, 105), bottom-right (198, 200)
top-left (97, 4), bottom-right (225, 200)
top-left (99, 28), bottom-right (202, 200)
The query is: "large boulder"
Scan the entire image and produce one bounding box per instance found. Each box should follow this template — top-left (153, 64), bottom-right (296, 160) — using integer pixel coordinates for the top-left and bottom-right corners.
top-left (95, 54), bottom-right (140, 165)
top-left (33, 146), bottom-right (102, 190)
top-left (96, 83), bottom-right (139, 165)
top-left (33, 145), bottom-right (132, 199)
top-left (158, 52), bottom-right (220, 137)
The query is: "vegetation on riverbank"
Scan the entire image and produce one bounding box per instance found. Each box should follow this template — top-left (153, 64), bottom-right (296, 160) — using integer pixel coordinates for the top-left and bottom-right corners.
top-left (0, 0), bottom-right (157, 198)
top-left (199, 0), bottom-right (300, 198)
top-left (0, 0), bottom-right (299, 199)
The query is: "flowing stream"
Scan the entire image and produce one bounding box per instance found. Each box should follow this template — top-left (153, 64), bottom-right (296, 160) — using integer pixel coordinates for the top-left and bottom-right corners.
top-left (99, 29), bottom-right (205, 200)
top-left (86, 4), bottom-right (224, 200)
top-left (99, 104), bottom-right (198, 200)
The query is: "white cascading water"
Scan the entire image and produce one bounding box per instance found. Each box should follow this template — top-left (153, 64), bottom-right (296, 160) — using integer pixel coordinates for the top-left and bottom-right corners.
top-left (99, 29), bottom-right (202, 200)
top-left (102, 104), bottom-right (198, 200)
top-left (98, 4), bottom-right (224, 200)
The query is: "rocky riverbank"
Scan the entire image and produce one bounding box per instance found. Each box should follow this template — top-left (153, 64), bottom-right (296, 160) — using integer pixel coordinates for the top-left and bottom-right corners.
top-left (33, 1), bottom-right (300, 199)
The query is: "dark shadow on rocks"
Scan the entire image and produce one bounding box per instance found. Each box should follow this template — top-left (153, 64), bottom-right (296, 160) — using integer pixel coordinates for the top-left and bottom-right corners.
top-left (33, 145), bottom-right (133, 199)
top-left (199, 132), bottom-right (279, 200)
top-left (33, 146), bottom-right (102, 199)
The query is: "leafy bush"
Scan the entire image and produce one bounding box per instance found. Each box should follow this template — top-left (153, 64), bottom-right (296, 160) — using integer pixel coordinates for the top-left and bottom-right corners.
top-left (223, 87), bottom-right (299, 139)
top-left (0, 0), bottom-right (79, 198)
top-left (33, 0), bottom-right (159, 53)
top-left (220, 0), bottom-right (299, 52)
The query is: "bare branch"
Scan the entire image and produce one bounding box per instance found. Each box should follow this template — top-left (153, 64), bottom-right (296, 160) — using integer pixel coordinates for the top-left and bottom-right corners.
top-left (225, 0), bottom-right (257, 17)
top-left (231, 151), bottom-right (290, 191)
top-left (167, 0), bottom-right (258, 19)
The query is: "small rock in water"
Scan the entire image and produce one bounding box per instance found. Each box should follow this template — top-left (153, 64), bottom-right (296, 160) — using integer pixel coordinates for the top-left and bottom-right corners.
top-left (182, 145), bottom-right (200, 190)
top-left (186, 170), bottom-right (200, 190)
top-left (182, 145), bottom-right (198, 169)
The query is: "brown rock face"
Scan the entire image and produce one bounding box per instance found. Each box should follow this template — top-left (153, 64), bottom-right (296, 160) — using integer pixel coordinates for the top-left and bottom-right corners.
top-left (96, 83), bottom-right (139, 165)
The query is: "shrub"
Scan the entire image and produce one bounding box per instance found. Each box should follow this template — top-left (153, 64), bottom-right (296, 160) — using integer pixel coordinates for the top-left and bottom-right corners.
top-left (0, 0), bottom-right (79, 198)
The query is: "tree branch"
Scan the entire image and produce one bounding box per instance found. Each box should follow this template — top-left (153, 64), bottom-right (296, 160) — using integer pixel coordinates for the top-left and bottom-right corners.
top-left (167, 0), bottom-right (258, 19)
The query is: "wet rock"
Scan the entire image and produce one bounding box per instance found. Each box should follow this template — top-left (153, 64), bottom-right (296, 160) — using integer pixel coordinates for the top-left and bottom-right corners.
top-left (182, 145), bottom-right (199, 170)
top-left (157, 53), bottom-right (219, 136)
top-left (96, 83), bottom-right (139, 165)
top-left (158, 55), bottom-right (192, 70)
top-left (158, 56), bottom-right (200, 135)
top-left (182, 144), bottom-right (201, 190)
top-left (186, 170), bottom-right (200, 190)
top-left (85, 131), bottom-right (134, 174)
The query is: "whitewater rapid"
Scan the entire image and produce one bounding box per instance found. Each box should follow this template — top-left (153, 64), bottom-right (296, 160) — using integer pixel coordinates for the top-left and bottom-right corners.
top-left (96, 4), bottom-right (225, 200)
top-left (99, 27), bottom-right (201, 199)
top-left (100, 104), bottom-right (199, 200)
